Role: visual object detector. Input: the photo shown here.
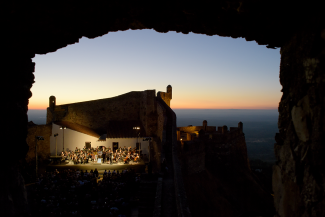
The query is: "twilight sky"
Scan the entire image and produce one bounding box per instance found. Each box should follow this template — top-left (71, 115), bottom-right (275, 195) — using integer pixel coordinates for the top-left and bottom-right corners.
top-left (30, 29), bottom-right (281, 110)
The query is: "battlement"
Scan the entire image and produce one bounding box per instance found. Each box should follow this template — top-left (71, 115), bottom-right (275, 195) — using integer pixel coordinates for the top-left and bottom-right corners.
top-left (177, 120), bottom-right (244, 142)
top-left (157, 85), bottom-right (172, 107)
top-left (177, 120), bottom-right (249, 173)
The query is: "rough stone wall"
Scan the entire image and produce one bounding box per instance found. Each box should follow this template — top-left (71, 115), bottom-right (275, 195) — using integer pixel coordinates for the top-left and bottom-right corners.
top-left (157, 86), bottom-right (172, 107)
top-left (205, 129), bottom-right (248, 170)
top-left (26, 123), bottom-right (52, 163)
top-left (178, 127), bottom-right (248, 176)
top-left (273, 29), bottom-right (325, 217)
top-left (1, 54), bottom-right (35, 217)
top-left (47, 90), bottom-right (160, 137)
top-left (151, 138), bottom-right (162, 173)
top-left (47, 91), bottom-right (143, 134)
top-left (139, 90), bottom-right (158, 137)
top-left (180, 141), bottom-right (205, 175)
top-left (157, 102), bottom-right (167, 142)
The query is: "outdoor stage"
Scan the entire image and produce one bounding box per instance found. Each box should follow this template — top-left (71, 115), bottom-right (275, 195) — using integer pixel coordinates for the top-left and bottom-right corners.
top-left (46, 160), bottom-right (147, 174)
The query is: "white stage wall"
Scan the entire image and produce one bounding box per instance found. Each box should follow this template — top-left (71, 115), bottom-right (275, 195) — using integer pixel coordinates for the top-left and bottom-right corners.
top-left (50, 123), bottom-right (149, 156)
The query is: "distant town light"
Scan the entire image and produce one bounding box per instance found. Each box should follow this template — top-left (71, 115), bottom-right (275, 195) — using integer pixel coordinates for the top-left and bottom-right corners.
top-left (133, 127), bottom-right (140, 130)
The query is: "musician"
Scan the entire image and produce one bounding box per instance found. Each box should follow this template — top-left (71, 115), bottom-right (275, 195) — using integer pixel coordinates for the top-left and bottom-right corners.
top-left (109, 150), bottom-right (113, 163)
top-left (124, 153), bottom-right (130, 164)
top-left (134, 153), bottom-right (140, 163)
top-left (102, 151), bottom-right (106, 163)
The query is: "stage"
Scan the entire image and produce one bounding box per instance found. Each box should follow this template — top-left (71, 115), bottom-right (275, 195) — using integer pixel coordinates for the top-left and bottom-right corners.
top-left (46, 160), bottom-right (147, 174)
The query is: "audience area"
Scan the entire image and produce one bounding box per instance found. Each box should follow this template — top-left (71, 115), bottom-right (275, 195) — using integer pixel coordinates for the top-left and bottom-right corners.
top-left (27, 168), bottom-right (141, 217)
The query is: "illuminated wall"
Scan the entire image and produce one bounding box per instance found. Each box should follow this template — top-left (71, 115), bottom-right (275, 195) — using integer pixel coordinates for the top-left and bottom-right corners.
top-left (50, 123), bottom-right (149, 156)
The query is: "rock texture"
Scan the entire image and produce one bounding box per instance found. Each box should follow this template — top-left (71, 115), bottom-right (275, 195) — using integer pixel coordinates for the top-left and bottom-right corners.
top-left (26, 123), bottom-right (52, 163)
top-left (273, 28), bottom-right (325, 217)
top-left (183, 168), bottom-right (274, 217)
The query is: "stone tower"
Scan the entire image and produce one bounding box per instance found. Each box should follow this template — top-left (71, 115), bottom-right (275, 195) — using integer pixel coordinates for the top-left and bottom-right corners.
top-left (167, 84), bottom-right (172, 98)
top-left (238, 121), bottom-right (243, 133)
top-left (158, 85), bottom-right (172, 107)
top-left (203, 120), bottom-right (207, 131)
top-left (222, 125), bottom-right (228, 134)
top-left (49, 96), bottom-right (56, 109)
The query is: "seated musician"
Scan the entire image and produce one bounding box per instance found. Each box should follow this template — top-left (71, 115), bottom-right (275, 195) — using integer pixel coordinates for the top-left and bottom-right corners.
top-left (134, 153), bottom-right (140, 162)
top-left (113, 153), bottom-right (117, 163)
top-left (124, 153), bottom-right (130, 164)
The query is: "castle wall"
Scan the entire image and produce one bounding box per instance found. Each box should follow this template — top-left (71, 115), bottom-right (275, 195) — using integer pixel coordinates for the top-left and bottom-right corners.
top-left (157, 85), bottom-right (172, 107)
top-left (178, 126), bottom-right (216, 134)
top-left (159, 92), bottom-right (171, 107)
top-left (179, 141), bottom-right (205, 175)
top-left (178, 127), bottom-right (249, 175)
top-left (47, 91), bottom-right (146, 134)
top-left (26, 123), bottom-right (52, 163)
top-left (139, 90), bottom-right (158, 137)
top-left (157, 102), bottom-right (167, 142)
top-left (205, 128), bottom-right (249, 170)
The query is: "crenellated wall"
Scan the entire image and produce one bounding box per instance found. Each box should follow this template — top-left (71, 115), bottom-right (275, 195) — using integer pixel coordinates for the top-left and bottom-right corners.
top-left (179, 127), bottom-right (249, 174)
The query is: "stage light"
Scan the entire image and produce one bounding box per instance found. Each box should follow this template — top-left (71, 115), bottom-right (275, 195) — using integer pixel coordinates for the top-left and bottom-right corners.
top-left (60, 126), bottom-right (67, 151)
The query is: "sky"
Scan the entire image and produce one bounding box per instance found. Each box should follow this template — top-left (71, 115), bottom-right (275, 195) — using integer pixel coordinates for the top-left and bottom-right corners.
top-left (29, 29), bottom-right (281, 110)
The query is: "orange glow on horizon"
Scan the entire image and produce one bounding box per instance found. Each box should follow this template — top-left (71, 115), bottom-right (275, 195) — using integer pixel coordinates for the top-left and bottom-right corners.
top-left (171, 105), bottom-right (278, 109)
top-left (170, 100), bottom-right (279, 110)
top-left (28, 91), bottom-right (280, 110)
top-left (28, 102), bottom-right (278, 110)
top-left (28, 102), bottom-right (48, 110)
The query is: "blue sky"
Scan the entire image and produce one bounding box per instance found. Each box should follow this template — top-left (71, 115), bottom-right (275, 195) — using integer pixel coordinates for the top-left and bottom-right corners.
top-left (30, 29), bottom-right (281, 109)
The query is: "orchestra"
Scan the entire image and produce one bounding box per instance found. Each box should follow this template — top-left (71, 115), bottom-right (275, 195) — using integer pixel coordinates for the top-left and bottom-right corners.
top-left (60, 146), bottom-right (141, 165)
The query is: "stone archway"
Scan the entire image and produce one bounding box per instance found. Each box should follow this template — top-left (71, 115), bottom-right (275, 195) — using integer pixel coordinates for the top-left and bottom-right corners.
top-left (2, 1), bottom-right (325, 216)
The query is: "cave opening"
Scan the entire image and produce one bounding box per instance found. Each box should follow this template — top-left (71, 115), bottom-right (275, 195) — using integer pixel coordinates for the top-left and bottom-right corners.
top-left (27, 29), bottom-right (281, 216)
top-left (3, 2), bottom-right (325, 216)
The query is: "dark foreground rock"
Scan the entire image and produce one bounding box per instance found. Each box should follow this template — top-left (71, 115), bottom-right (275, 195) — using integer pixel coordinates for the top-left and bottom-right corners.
top-left (183, 168), bottom-right (275, 217)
